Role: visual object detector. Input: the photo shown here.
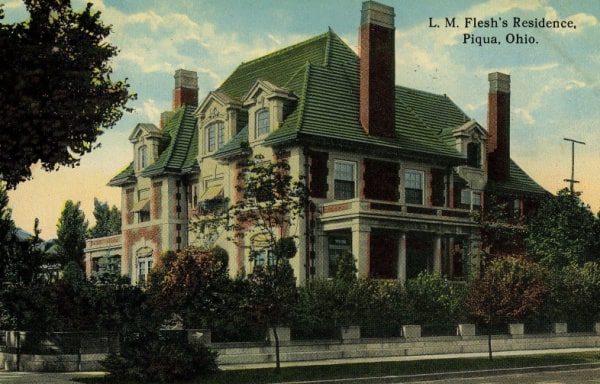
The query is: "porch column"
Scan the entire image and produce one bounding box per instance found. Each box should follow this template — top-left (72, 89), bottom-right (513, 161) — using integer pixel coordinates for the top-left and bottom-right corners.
top-left (433, 234), bottom-right (442, 274)
top-left (398, 232), bottom-right (407, 284)
top-left (352, 223), bottom-right (370, 278)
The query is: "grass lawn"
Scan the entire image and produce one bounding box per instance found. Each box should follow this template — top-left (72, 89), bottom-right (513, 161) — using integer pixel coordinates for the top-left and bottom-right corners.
top-left (80, 352), bottom-right (600, 384)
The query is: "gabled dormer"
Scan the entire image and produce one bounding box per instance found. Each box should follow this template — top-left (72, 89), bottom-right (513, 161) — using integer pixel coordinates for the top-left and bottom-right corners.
top-left (452, 119), bottom-right (488, 191)
top-left (196, 91), bottom-right (243, 157)
top-left (242, 79), bottom-right (297, 144)
top-left (128, 123), bottom-right (162, 173)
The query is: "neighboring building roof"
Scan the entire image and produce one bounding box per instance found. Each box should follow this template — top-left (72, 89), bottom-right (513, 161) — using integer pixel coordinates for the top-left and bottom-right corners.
top-left (486, 160), bottom-right (549, 198)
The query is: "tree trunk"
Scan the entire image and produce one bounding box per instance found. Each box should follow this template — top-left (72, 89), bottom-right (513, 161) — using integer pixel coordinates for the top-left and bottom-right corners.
top-left (488, 331), bottom-right (493, 360)
top-left (273, 326), bottom-right (281, 370)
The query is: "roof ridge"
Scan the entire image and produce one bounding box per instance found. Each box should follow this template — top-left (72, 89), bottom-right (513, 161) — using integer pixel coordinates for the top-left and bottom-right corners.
top-left (237, 30), bottom-right (332, 70)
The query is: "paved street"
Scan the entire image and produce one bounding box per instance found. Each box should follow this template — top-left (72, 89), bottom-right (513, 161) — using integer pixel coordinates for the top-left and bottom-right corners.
top-left (393, 366), bottom-right (600, 384)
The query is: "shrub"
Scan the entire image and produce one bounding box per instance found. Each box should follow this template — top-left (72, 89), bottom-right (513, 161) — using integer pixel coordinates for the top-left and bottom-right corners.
top-left (541, 262), bottom-right (600, 331)
top-left (101, 330), bottom-right (218, 383)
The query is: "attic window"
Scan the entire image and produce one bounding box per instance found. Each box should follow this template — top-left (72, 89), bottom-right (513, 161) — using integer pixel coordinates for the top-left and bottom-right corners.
top-left (256, 108), bottom-right (270, 137)
top-left (467, 142), bottom-right (481, 168)
top-left (138, 145), bottom-right (147, 170)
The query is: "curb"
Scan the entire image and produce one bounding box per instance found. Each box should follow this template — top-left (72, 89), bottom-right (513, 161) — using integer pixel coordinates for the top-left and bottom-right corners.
top-left (275, 362), bottom-right (600, 384)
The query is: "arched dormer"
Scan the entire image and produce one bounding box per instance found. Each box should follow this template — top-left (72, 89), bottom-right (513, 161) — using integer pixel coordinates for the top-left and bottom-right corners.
top-left (196, 91), bottom-right (242, 156)
top-left (242, 79), bottom-right (297, 144)
top-left (128, 123), bottom-right (162, 173)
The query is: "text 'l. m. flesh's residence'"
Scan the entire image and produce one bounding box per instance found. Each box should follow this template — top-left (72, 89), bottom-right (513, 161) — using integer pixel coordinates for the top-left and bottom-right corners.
top-left (85, 1), bottom-right (547, 285)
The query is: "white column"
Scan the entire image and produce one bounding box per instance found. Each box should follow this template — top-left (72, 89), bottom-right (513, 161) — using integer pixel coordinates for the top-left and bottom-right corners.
top-left (352, 224), bottom-right (370, 278)
top-left (433, 235), bottom-right (442, 274)
top-left (398, 232), bottom-right (407, 284)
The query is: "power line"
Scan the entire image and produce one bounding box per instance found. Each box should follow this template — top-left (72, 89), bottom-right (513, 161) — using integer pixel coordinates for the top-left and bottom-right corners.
top-left (563, 137), bottom-right (585, 193)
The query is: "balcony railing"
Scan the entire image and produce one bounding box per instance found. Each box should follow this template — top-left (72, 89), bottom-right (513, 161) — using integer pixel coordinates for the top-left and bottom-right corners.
top-left (321, 198), bottom-right (473, 220)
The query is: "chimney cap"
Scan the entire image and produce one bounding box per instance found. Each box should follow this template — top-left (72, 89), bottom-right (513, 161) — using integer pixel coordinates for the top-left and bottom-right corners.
top-left (488, 72), bottom-right (510, 93)
top-left (174, 69), bottom-right (198, 90)
top-left (361, 1), bottom-right (395, 29)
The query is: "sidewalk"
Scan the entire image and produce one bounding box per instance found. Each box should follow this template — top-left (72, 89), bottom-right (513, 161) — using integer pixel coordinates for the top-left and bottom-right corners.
top-left (219, 346), bottom-right (600, 370)
top-left (1, 348), bottom-right (599, 383)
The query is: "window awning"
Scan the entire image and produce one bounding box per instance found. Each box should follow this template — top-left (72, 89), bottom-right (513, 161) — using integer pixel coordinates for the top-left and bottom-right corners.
top-left (131, 199), bottom-right (150, 212)
top-left (200, 185), bottom-right (223, 201)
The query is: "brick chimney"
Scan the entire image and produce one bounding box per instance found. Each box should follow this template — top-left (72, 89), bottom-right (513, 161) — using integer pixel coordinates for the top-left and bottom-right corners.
top-left (487, 72), bottom-right (511, 181)
top-left (359, 1), bottom-right (395, 138)
top-left (173, 69), bottom-right (198, 110)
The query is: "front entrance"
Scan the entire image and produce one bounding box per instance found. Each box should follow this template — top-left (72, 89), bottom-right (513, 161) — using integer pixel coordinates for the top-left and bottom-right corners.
top-left (369, 232), bottom-right (398, 279)
top-left (406, 234), bottom-right (433, 279)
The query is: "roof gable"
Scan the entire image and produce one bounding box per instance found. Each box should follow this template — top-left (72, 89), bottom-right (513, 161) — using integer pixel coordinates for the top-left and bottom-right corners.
top-left (128, 123), bottom-right (161, 142)
top-left (140, 105), bottom-right (199, 177)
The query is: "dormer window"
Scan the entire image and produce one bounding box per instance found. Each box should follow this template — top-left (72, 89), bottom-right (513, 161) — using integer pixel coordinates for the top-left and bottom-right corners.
top-left (256, 108), bottom-right (270, 137)
top-left (138, 145), bottom-right (147, 170)
top-left (206, 121), bottom-right (224, 153)
top-left (467, 142), bottom-right (482, 168)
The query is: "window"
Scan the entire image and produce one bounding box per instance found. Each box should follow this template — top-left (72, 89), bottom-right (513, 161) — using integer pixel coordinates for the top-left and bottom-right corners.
top-left (460, 189), bottom-right (481, 210)
top-left (328, 233), bottom-right (351, 278)
top-left (405, 170), bottom-right (424, 205)
top-left (217, 122), bottom-right (225, 148)
top-left (334, 160), bottom-right (355, 200)
top-left (254, 249), bottom-right (275, 266)
top-left (467, 142), bottom-right (481, 168)
top-left (138, 145), bottom-right (147, 170)
top-left (256, 108), bottom-right (270, 137)
top-left (206, 123), bottom-right (216, 152)
top-left (137, 257), bottom-right (153, 285)
top-left (513, 199), bottom-right (522, 218)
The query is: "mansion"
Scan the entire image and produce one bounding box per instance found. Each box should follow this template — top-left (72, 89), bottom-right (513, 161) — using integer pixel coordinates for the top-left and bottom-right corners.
top-left (84, 1), bottom-right (547, 285)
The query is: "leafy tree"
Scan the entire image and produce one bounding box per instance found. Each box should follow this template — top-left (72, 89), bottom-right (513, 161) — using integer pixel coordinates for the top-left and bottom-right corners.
top-left (88, 198), bottom-right (121, 238)
top-left (0, 184), bottom-right (48, 285)
top-left (0, 183), bottom-right (17, 282)
top-left (223, 154), bottom-right (308, 369)
top-left (55, 200), bottom-right (88, 269)
top-left (478, 194), bottom-right (529, 258)
top-left (526, 189), bottom-right (600, 269)
top-left (149, 246), bottom-right (231, 329)
top-left (0, 0), bottom-right (135, 188)
top-left (466, 256), bottom-right (548, 359)
top-left (246, 260), bottom-right (297, 370)
top-left (543, 262), bottom-right (600, 331)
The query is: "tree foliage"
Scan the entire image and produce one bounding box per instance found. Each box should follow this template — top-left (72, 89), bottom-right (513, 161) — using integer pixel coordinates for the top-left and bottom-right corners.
top-left (0, 184), bottom-right (49, 285)
top-left (0, 0), bottom-right (135, 188)
top-left (526, 189), bottom-right (600, 269)
top-left (226, 155), bottom-right (308, 263)
top-left (467, 256), bottom-right (549, 359)
top-left (56, 200), bottom-right (88, 269)
top-left (148, 246), bottom-right (231, 329)
top-left (88, 197), bottom-right (121, 238)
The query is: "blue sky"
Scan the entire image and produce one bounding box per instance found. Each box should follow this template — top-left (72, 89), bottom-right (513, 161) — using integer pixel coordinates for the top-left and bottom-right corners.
top-left (5, 0), bottom-right (600, 239)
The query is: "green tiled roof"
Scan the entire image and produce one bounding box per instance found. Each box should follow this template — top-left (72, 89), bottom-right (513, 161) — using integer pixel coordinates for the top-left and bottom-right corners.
top-left (213, 125), bottom-right (249, 159)
top-left (141, 105), bottom-right (198, 177)
top-left (487, 160), bottom-right (549, 197)
top-left (109, 105), bottom-right (198, 184)
top-left (108, 162), bottom-right (134, 186)
top-left (259, 31), bottom-right (465, 162)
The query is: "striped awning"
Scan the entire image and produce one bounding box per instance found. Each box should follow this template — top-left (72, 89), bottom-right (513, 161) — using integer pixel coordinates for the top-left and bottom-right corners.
top-left (131, 199), bottom-right (150, 212)
top-left (200, 186), bottom-right (223, 201)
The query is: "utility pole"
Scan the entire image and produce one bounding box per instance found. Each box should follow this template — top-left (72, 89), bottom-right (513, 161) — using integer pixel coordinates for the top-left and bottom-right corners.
top-left (563, 137), bottom-right (585, 193)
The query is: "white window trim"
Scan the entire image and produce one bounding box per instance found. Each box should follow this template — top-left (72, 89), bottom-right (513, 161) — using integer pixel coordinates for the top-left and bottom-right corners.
top-left (333, 159), bottom-right (357, 200)
top-left (255, 108), bottom-right (270, 138)
top-left (405, 169), bottom-right (425, 205)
